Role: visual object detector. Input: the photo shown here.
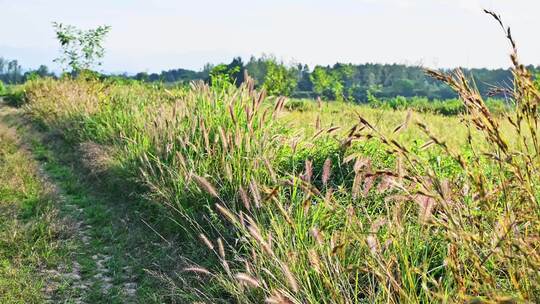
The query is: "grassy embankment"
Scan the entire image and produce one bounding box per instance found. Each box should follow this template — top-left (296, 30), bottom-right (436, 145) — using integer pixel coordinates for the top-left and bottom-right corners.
top-left (0, 99), bottom-right (210, 303)
top-left (9, 58), bottom-right (538, 303)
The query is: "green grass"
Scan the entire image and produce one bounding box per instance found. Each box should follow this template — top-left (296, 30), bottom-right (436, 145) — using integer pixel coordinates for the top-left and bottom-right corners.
top-left (280, 98), bottom-right (518, 150)
top-left (0, 113), bottom-right (67, 303)
top-left (0, 101), bottom-right (221, 303)
top-left (8, 66), bottom-right (540, 303)
top-left (27, 138), bottom-right (194, 303)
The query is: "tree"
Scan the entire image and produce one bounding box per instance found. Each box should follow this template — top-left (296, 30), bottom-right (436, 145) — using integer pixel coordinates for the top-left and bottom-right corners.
top-left (24, 65), bottom-right (55, 81)
top-left (6, 60), bottom-right (23, 84)
top-left (245, 56), bottom-right (269, 87)
top-left (35, 65), bottom-right (51, 77)
top-left (391, 79), bottom-right (415, 97)
top-left (262, 59), bottom-right (297, 96)
top-left (53, 22), bottom-right (111, 73)
top-left (227, 57), bottom-right (245, 86)
top-left (310, 66), bottom-right (343, 101)
top-left (209, 64), bottom-right (239, 89)
top-left (296, 63), bottom-right (312, 92)
top-left (134, 72), bottom-right (149, 82)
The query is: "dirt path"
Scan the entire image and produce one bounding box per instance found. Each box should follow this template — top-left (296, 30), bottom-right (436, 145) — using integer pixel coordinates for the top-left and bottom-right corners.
top-left (0, 101), bottom-right (184, 303)
top-left (0, 103), bottom-right (132, 303)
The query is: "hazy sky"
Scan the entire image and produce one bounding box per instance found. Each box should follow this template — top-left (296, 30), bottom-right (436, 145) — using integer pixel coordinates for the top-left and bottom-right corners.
top-left (1, 0), bottom-right (539, 73)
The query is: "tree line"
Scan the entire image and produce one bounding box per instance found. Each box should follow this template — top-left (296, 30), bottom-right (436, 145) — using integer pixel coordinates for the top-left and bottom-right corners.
top-left (0, 58), bottom-right (55, 84)
top-left (131, 56), bottom-right (532, 101)
top-left (2, 54), bottom-right (535, 102)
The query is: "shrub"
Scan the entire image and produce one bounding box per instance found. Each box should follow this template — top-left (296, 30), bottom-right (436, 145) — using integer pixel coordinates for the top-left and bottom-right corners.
top-left (3, 85), bottom-right (26, 107)
top-left (369, 96), bottom-right (509, 116)
top-left (284, 99), bottom-right (315, 112)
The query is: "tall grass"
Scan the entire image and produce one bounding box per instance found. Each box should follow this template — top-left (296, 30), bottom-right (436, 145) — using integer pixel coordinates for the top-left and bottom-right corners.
top-left (17, 11), bottom-right (540, 303)
top-left (182, 11), bottom-right (540, 303)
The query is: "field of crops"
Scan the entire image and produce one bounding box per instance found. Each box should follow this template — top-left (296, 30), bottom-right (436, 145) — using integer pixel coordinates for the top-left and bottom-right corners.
top-left (0, 49), bottom-right (534, 303)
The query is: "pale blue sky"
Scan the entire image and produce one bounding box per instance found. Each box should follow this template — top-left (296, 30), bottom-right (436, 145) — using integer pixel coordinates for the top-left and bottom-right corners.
top-left (1, 0), bottom-right (539, 73)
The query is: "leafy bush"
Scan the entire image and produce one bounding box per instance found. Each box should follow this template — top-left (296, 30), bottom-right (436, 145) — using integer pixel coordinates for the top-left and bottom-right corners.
top-left (0, 80), bottom-right (5, 95)
top-left (369, 95), bottom-right (509, 116)
top-left (284, 99), bottom-right (315, 112)
top-left (3, 85), bottom-right (26, 107)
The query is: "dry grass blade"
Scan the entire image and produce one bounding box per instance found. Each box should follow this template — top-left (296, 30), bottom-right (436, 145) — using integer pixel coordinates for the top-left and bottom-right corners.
top-left (250, 178), bottom-right (262, 208)
top-left (392, 110), bottom-right (412, 134)
top-left (414, 194), bottom-right (436, 223)
top-left (266, 291), bottom-right (295, 304)
top-left (199, 233), bottom-right (214, 250)
top-left (239, 187), bottom-right (251, 210)
top-left (322, 158), bottom-right (332, 186)
top-left (280, 263), bottom-right (298, 293)
top-left (192, 174), bottom-right (219, 198)
top-left (234, 273), bottom-right (261, 288)
top-left (217, 238), bottom-right (226, 259)
top-left (215, 203), bottom-right (239, 224)
top-left (247, 224), bottom-right (274, 256)
top-left (310, 227), bottom-right (324, 245)
top-left (420, 140), bottom-right (436, 150)
top-left (302, 159), bottom-right (313, 183)
top-left (327, 126), bottom-right (341, 134)
top-left (184, 267), bottom-right (212, 276)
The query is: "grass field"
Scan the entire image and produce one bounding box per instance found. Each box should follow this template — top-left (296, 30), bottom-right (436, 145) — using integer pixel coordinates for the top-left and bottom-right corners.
top-left (0, 52), bottom-right (535, 303)
top-left (3, 2), bottom-right (540, 302)
top-left (1, 19), bottom-right (539, 301)
top-left (0, 97), bottom-right (214, 303)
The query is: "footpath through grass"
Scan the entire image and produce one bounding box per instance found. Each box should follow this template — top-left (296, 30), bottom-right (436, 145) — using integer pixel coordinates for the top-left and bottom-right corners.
top-left (0, 104), bottom-right (71, 303)
top-left (0, 102), bottom-right (202, 303)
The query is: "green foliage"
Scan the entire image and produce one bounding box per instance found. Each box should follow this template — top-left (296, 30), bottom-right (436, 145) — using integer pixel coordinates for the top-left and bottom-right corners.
top-left (3, 85), bottom-right (26, 107)
top-left (368, 95), bottom-right (509, 116)
top-left (245, 56), bottom-right (269, 86)
top-left (0, 81), bottom-right (5, 95)
top-left (24, 72), bottom-right (41, 82)
top-left (53, 22), bottom-right (111, 73)
top-left (366, 85), bottom-right (382, 104)
top-left (0, 58), bottom-right (23, 84)
top-left (209, 64), bottom-right (239, 90)
top-left (310, 66), bottom-right (344, 101)
top-left (207, 57), bottom-right (247, 90)
top-left (284, 99), bottom-right (314, 112)
top-left (0, 122), bottom-right (66, 303)
top-left (535, 73), bottom-right (540, 90)
top-left (262, 59), bottom-right (297, 96)
top-left (0, 58), bottom-right (55, 85)
top-left (135, 68), bottom-right (205, 83)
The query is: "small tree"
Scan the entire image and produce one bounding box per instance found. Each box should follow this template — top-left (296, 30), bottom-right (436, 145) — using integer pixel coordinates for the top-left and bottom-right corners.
top-left (209, 64), bottom-right (239, 90)
top-left (310, 66), bottom-right (344, 101)
top-left (53, 22), bottom-right (111, 73)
